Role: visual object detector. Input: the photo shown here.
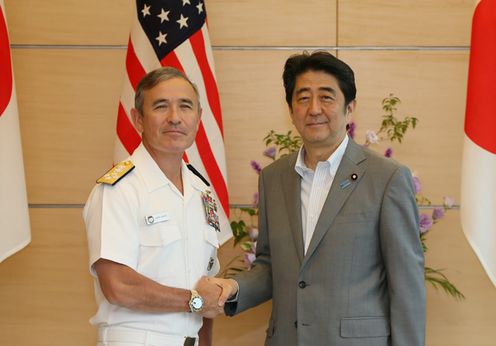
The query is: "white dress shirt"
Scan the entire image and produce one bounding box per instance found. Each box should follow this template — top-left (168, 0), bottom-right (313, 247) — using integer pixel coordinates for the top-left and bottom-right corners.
top-left (295, 136), bottom-right (349, 254)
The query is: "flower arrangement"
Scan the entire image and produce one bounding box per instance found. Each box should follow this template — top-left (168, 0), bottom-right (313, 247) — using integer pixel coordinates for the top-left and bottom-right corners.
top-left (225, 94), bottom-right (464, 300)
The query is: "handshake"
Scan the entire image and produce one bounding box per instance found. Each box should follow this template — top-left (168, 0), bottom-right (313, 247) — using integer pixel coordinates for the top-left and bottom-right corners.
top-left (194, 277), bottom-right (239, 318)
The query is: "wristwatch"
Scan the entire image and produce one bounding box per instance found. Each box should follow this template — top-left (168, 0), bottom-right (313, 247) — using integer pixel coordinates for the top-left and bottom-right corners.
top-left (188, 289), bottom-right (204, 313)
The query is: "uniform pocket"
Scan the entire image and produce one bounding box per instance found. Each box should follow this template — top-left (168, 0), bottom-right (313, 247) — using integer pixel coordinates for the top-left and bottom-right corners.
top-left (137, 223), bottom-right (182, 280)
top-left (139, 223), bottom-right (181, 247)
top-left (340, 316), bottom-right (390, 338)
top-left (203, 226), bottom-right (219, 249)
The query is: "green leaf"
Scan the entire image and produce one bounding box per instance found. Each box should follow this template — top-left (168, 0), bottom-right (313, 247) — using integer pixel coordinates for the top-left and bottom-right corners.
top-left (240, 241), bottom-right (253, 251)
top-left (230, 220), bottom-right (248, 246)
top-left (425, 267), bottom-right (465, 300)
top-left (263, 130), bottom-right (302, 159)
top-left (240, 207), bottom-right (257, 216)
top-left (378, 95), bottom-right (419, 143)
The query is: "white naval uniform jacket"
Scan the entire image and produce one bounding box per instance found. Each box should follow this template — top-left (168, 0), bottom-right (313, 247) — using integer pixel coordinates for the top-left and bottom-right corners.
top-left (83, 143), bottom-right (220, 337)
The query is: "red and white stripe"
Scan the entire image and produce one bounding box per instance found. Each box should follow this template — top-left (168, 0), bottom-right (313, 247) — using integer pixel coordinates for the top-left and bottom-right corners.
top-left (0, 0), bottom-right (31, 262)
top-left (114, 4), bottom-right (231, 243)
top-left (461, 0), bottom-right (496, 287)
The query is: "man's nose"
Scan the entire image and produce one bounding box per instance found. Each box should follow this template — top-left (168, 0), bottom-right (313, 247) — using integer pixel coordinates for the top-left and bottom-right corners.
top-left (167, 105), bottom-right (181, 124)
top-left (309, 97), bottom-right (322, 115)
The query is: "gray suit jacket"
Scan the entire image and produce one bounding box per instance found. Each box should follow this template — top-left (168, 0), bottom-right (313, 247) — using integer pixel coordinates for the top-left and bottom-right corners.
top-left (226, 139), bottom-right (425, 346)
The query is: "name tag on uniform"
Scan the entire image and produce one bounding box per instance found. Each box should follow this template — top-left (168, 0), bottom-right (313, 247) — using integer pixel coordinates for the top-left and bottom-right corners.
top-left (145, 212), bottom-right (170, 225)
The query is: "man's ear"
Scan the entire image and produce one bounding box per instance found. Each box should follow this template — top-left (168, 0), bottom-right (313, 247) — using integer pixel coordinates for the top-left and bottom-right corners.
top-left (346, 99), bottom-right (356, 116)
top-left (288, 104), bottom-right (295, 124)
top-left (131, 108), bottom-right (144, 133)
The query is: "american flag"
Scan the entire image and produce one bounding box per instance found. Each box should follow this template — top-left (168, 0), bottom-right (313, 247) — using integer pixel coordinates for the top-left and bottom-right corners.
top-left (115, 0), bottom-right (231, 242)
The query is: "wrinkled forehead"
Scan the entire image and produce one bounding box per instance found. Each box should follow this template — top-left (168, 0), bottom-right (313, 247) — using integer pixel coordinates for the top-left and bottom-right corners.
top-left (294, 70), bottom-right (342, 93)
top-left (144, 77), bottom-right (199, 104)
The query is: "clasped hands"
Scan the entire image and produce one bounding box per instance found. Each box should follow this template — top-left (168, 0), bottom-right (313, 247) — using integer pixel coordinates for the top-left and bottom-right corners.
top-left (194, 276), bottom-right (238, 318)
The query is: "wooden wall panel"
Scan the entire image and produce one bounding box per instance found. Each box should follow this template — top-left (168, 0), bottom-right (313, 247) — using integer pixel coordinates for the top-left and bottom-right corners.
top-left (219, 49), bottom-right (468, 204)
top-left (424, 210), bottom-right (496, 346)
top-left (0, 209), bottom-right (96, 346)
top-left (13, 49), bottom-right (125, 204)
top-left (2, 211), bottom-right (495, 346)
top-left (14, 48), bottom-right (304, 205)
top-left (338, 50), bottom-right (468, 203)
top-left (207, 0), bottom-right (337, 46)
top-left (2, 1), bottom-right (492, 345)
top-left (213, 301), bottom-right (271, 345)
top-left (4, 0), bottom-right (133, 45)
top-left (13, 49), bottom-right (469, 207)
top-left (338, 0), bottom-right (477, 46)
top-left (5, 0), bottom-right (337, 47)
top-left (215, 50), bottom-right (317, 204)
top-left (14, 48), bottom-right (468, 205)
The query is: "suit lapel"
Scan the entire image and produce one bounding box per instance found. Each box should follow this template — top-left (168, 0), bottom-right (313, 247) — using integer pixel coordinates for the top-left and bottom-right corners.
top-left (281, 153), bottom-right (305, 265)
top-left (302, 140), bottom-right (367, 267)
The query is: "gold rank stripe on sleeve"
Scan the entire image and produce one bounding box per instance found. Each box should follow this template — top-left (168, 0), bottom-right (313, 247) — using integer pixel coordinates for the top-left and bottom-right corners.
top-left (96, 160), bottom-right (135, 186)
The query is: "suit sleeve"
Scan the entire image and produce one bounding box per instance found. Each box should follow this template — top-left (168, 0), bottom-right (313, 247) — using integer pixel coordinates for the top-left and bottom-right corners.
top-left (380, 165), bottom-right (425, 346)
top-left (225, 170), bottom-right (273, 316)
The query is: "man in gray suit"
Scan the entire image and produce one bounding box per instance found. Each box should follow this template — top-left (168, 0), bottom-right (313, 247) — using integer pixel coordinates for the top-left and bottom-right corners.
top-left (203, 51), bottom-right (425, 345)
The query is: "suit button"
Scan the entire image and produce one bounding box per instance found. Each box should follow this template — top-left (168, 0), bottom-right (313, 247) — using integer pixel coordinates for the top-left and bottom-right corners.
top-left (298, 281), bottom-right (307, 288)
top-left (294, 321), bottom-right (297, 328)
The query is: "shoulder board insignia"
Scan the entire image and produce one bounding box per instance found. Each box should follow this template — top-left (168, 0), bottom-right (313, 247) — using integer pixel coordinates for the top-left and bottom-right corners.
top-left (187, 163), bottom-right (210, 187)
top-left (96, 160), bottom-right (135, 185)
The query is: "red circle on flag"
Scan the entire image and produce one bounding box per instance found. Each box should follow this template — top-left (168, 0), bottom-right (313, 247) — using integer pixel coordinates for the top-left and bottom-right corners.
top-left (465, 0), bottom-right (496, 155)
top-left (0, 7), bottom-right (13, 117)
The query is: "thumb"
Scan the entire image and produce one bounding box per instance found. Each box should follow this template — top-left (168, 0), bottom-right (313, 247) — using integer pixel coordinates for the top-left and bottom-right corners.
top-left (218, 283), bottom-right (232, 306)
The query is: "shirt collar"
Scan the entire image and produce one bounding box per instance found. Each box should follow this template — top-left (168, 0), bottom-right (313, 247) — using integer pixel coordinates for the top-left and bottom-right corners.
top-left (295, 135), bottom-right (349, 177)
top-left (131, 143), bottom-right (205, 193)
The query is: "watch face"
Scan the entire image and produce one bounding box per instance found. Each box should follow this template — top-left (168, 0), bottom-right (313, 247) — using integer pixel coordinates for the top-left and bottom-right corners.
top-left (192, 297), bottom-right (203, 309)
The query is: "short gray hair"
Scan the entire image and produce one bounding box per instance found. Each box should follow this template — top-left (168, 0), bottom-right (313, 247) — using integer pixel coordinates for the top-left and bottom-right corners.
top-left (134, 67), bottom-right (200, 114)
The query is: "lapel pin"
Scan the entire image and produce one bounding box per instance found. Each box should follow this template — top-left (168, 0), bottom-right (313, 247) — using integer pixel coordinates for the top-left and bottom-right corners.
top-left (340, 179), bottom-right (351, 189)
top-left (351, 173), bottom-right (358, 181)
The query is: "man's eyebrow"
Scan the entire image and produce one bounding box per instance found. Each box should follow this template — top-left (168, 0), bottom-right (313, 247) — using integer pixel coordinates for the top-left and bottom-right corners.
top-left (152, 98), bottom-right (168, 106)
top-left (294, 86), bottom-right (337, 96)
top-left (319, 86), bottom-right (337, 96)
top-left (179, 98), bottom-right (194, 105)
top-left (151, 98), bottom-right (194, 106)
top-left (294, 87), bottom-right (311, 95)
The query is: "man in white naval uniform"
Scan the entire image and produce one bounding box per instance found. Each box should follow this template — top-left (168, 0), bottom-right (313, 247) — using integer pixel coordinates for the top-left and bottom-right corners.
top-left (83, 67), bottom-right (222, 346)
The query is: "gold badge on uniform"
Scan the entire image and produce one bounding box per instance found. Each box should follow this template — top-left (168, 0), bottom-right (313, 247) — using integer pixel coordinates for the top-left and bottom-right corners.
top-left (96, 160), bottom-right (135, 185)
top-left (201, 190), bottom-right (220, 232)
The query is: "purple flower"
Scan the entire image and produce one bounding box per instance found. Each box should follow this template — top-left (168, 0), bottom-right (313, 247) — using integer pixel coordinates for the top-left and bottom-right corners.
top-left (250, 160), bottom-right (262, 174)
top-left (252, 192), bottom-right (259, 207)
top-left (347, 121), bottom-right (356, 139)
top-left (419, 213), bottom-right (433, 234)
top-left (443, 196), bottom-right (455, 209)
top-left (263, 146), bottom-right (277, 160)
top-left (244, 252), bottom-right (256, 269)
top-left (384, 148), bottom-right (393, 158)
top-left (248, 227), bottom-right (259, 241)
top-left (432, 207), bottom-right (445, 222)
top-left (412, 175), bottom-right (421, 194)
top-left (366, 130), bottom-right (379, 144)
